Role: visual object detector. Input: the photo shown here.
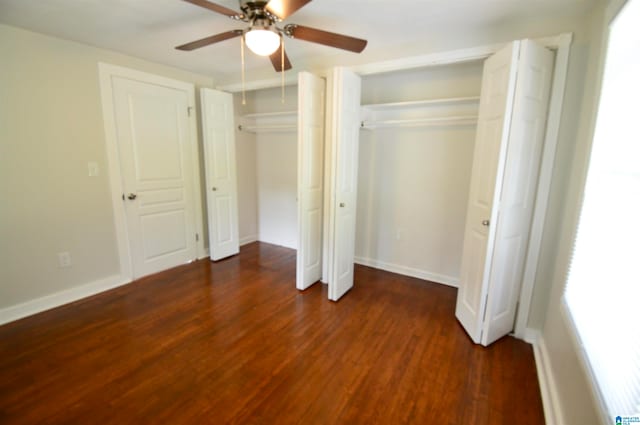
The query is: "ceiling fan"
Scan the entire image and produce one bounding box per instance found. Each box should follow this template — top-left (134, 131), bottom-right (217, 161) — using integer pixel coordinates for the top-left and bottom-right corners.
top-left (176, 0), bottom-right (368, 72)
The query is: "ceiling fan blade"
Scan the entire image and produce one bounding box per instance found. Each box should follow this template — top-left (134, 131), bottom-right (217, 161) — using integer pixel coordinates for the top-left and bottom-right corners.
top-left (269, 45), bottom-right (293, 72)
top-left (266, 0), bottom-right (312, 20)
top-left (176, 30), bottom-right (242, 51)
top-left (285, 24), bottom-right (367, 53)
top-left (181, 0), bottom-right (242, 18)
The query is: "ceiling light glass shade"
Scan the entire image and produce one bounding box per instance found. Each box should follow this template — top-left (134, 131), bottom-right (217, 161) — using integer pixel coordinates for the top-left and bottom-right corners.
top-left (245, 29), bottom-right (280, 56)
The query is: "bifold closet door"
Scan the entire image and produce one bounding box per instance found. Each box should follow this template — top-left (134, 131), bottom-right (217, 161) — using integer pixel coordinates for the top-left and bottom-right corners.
top-left (455, 40), bottom-right (554, 346)
top-left (297, 72), bottom-right (326, 290)
top-left (201, 88), bottom-right (240, 261)
top-left (325, 67), bottom-right (362, 301)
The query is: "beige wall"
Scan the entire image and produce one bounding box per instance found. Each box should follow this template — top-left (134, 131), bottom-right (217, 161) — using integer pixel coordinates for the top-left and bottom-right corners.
top-left (527, 8), bottom-right (602, 332)
top-left (233, 91), bottom-right (259, 244)
top-left (0, 24), bottom-right (213, 310)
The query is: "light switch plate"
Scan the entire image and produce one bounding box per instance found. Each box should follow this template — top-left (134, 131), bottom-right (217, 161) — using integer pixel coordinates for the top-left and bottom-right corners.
top-left (88, 161), bottom-right (99, 177)
top-left (58, 252), bottom-right (72, 268)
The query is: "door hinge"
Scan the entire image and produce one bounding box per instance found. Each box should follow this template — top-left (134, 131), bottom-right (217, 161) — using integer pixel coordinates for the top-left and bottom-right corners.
top-left (187, 106), bottom-right (193, 117)
top-left (195, 233), bottom-right (199, 242)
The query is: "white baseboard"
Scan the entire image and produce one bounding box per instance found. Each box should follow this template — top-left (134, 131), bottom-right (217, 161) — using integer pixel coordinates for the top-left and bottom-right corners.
top-left (0, 274), bottom-right (130, 326)
top-left (239, 234), bottom-right (259, 246)
top-left (198, 248), bottom-right (210, 260)
top-left (256, 237), bottom-right (296, 250)
top-left (354, 256), bottom-right (459, 287)
top-left (533, 335), bottom-right (564, 425)
top-left (523, 327), bottom-right (541, 345)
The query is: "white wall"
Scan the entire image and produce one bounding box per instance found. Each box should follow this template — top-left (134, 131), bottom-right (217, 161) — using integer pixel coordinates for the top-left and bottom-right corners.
top-left (0, 24), bottom-right (213, 317)
top-left (356, 63), bottom-right (482, 285)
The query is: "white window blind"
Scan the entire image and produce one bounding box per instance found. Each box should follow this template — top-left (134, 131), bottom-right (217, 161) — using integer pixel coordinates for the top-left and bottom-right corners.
top-left (564, 0), bottom-right (640, 420)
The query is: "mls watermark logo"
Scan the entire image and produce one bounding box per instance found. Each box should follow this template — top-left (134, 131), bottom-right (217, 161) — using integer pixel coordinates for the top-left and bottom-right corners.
top-left (616, 415), bottom-right (640, 424)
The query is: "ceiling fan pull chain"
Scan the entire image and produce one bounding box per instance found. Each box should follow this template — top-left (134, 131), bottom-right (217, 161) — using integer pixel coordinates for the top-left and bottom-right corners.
top-left (281, 35), bottom-right (285, 104)
top-left (241, 34), bottom-right (247, 106)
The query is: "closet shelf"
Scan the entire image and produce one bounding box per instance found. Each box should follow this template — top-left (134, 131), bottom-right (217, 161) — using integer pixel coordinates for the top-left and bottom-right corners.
top-left (239, 110), bottom-right (298, 133)
top-left (241, 110), bottom-right (297, 120)
top-left (362, 96), bottom-right (480, 111)
top-left (361, 115), bottom-right (478, 130)
top-left (238, 124), bottom-right (297, 133)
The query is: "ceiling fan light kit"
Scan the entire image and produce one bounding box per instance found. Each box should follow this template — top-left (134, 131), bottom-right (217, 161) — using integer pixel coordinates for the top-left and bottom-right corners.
top-left (244, 27), bottom-right (280, 56)
top-left (177, 0), bottom-right (368, 72)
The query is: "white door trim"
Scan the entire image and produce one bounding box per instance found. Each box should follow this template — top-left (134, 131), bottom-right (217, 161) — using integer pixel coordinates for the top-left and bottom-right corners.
top-left (98, 63), bottom-right (206, 281)
top-left (513, 33), bottom-right (572, 338)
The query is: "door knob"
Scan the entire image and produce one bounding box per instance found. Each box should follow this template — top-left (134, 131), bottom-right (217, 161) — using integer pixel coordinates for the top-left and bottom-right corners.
top-left (212, 187), bottom-right (217, 191)
top-left (339, 203), bottom-right (345, 208)
top-left (127, 193), bottom-right (137, 200)
top-left (482, 219), bottom-right (490, 226)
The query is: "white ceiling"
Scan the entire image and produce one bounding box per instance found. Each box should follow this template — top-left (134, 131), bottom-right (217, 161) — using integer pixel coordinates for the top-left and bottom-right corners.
top-left (0, 0), bottom-right (596, 86)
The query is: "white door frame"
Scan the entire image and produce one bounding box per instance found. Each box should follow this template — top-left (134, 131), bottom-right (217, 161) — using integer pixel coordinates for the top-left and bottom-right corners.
top-left (217, 33), bottom-right (573, 341)
top-left (98, 63), bottom-right (206, 281)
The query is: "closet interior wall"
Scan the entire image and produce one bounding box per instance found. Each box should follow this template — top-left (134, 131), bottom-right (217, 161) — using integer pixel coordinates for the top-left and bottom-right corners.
top-left (233, 85), bottom-right (299, 249)
top-left (356, 61), bottom-right (483, 287)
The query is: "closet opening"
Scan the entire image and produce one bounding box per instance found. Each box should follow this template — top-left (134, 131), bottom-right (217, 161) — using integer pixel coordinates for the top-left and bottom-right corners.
top-left (234, 85), bottom-right (300, 251)
top-left (355, 60), bottom-right (484, 288)
top-left (320, 37), bottom-right (566, 345)
top-left (230, 73), bottom-right (327, 292)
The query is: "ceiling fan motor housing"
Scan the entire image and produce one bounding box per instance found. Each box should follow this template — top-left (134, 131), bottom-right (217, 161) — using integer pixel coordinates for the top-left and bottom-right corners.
top-left (240, 1), bottom-right (280, 22)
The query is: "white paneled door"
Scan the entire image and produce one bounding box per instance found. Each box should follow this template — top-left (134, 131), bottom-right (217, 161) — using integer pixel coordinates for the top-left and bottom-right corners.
top-left (297, 72), bottom-right (326, 290)
top-left (481, 40), bottom-right (554, 345)
top-left (455, 43), bottom-right (519, 343)
top-left (326, 67), bottom-right (362, 301)
top-left (455, 40), bottom-right (554, 346)
top-left (112, 76), bottom-right (197, 278)
top-left (201, 88), bottom-right (240, 261)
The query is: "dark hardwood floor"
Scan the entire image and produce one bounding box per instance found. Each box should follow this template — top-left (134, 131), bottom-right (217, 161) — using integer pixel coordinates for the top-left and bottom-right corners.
top-left (0, 242), bottom-right (545, 424)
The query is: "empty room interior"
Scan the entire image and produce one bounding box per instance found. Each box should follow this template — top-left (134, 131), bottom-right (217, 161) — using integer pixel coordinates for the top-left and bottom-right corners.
top-left (1, 0), bottom-right (638, 424)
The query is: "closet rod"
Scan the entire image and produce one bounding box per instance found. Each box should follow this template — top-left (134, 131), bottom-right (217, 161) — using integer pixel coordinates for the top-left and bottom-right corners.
top-left (238, 124), bottom-right (297, 133)
top-left (362, 96), bottom-right (481, 111)
top-left (361, 115), bottom-right (478, 130)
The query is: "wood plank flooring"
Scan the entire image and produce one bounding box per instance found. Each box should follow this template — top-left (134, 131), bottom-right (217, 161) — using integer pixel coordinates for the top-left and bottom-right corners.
top-left (0, 242), bottom-right (545, 424)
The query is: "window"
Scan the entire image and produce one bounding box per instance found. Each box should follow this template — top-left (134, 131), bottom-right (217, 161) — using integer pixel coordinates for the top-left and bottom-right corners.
top-left (564, 0), bottom-right (640, 420)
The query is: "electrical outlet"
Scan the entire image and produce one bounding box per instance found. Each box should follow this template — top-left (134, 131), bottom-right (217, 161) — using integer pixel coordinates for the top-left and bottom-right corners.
top-left (58, 252), bottom-right (72, 268)
top-left (88, 161), bottom-right (99, 177)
